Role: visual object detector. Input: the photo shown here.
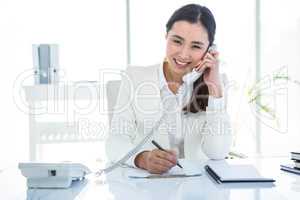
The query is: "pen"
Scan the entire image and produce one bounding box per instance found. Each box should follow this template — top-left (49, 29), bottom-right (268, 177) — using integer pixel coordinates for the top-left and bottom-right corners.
top-left (151, 140), bottom-right (183, 169)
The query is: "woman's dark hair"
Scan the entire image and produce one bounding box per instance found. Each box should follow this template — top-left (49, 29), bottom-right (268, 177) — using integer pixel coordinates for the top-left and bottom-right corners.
top-left (166, 4), bottom-right (216, 113)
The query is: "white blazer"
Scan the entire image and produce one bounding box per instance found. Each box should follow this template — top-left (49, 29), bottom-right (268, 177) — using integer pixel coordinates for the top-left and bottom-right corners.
top-left (106, 64), bottom-right (232, 166)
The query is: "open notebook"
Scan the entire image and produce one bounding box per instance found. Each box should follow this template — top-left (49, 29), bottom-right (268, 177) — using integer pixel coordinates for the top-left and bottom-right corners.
top-left (126, 160), bottom-right (202, 179)
top-left (205, 162), bottom-right (275, 184)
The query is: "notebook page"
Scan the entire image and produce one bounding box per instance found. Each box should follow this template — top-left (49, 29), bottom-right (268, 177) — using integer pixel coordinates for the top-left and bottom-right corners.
top-left (126, 160), bottom-right (201, 178)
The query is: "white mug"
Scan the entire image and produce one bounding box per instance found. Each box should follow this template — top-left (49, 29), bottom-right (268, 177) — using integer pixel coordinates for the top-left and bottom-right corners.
top-left (201, 134), bottom-right (233, 160)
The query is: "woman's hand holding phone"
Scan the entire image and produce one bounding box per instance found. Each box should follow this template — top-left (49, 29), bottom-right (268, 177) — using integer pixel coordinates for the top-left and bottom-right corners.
top-left (194, 45), bottom-right (223, 97)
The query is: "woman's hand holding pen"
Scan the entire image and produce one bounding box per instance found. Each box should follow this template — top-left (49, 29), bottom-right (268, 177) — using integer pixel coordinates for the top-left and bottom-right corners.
top-left (194, 49), bottom-right (223, 98)
top-left (135, 149), bottom-right (177, 174)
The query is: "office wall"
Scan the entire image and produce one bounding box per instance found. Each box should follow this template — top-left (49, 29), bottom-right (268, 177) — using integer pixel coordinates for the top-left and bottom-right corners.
top-left (0, 0), bottom-right (127, 167)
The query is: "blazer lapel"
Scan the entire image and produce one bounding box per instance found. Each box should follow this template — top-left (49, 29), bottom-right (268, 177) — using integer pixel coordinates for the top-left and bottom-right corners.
top-left (133, 64), bottom-right (170, 149)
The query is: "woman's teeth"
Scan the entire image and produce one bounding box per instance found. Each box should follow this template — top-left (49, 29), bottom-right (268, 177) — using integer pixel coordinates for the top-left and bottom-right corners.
top-left (174, 59), bottom-right (191, 67)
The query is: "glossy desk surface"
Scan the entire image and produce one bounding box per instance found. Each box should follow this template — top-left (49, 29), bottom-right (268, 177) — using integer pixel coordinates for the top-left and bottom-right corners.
top-left (1, 157), bottom-right (299, 200)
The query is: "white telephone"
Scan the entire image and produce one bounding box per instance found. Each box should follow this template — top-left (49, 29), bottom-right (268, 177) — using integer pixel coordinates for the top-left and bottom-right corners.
top-left (19, 162), bottom-right (91, 188)
top-left (182, 44), bottom-right (217, 84)
top-left (182, 68), bottom-right (203, 84)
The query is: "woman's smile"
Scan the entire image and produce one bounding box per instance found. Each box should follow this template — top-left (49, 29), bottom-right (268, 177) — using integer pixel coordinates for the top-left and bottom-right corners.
top-left (173, 58), bottom-right (192, 69)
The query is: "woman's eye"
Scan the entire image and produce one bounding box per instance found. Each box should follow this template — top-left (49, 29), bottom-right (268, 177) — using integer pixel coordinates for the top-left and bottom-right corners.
top-left (192, 45), bottom-right (201, 49)
top-left (172, 39), bottom-right (182, 45)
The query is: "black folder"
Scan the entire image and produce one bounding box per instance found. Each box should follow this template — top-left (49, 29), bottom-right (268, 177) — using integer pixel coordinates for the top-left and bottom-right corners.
top-left (280, 164), bottom-right (300, 175)
top-left (205, 163), bottom-right (275, 184)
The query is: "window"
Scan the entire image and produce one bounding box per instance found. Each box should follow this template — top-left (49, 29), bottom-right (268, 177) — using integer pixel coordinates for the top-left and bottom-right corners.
top-left (259, 0), bottom-right (300, 155)
top-left (0, 0), bottom-right (127, 163)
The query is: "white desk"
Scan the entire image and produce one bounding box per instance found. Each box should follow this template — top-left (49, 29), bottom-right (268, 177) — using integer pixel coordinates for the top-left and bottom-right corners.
top-left (1, 157), bottom-right (300, 200)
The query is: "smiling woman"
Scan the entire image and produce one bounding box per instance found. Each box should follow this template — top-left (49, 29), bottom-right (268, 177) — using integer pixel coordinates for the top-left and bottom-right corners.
top-left (164, 5), bottom-right (222, 113)
top-left (106, 4), bottom-right (232, 175)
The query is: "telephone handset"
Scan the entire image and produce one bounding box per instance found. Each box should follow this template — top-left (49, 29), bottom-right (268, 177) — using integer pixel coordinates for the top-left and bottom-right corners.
top-left (182, 44), bottom-right (217, 84)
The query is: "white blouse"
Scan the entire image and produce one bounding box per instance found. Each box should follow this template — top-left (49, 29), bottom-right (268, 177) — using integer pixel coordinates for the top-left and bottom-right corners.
top-left (106, 63), bottom-right (231, 168)
top-left (158, 65), bottom-right (224, 158)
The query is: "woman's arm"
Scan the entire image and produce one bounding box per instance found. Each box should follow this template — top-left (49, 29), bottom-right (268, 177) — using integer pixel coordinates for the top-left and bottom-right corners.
top-left (105, 68), bottom-right (142, 166)
top-left (105, 67), bottom-right (177, 172)
top-left (201, 80), bottom-right (232, 160)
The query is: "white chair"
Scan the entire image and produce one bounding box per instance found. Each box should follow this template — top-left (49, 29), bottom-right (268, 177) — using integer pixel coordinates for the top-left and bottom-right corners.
top-left (106, 80), bottom-right (121, 126)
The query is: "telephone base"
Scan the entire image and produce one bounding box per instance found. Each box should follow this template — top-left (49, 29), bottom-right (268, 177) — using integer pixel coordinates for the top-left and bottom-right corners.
top-left (19, 162), bottom-right (91, 188)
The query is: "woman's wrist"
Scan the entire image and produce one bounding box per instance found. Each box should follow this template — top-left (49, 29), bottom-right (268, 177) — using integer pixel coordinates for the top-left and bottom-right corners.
top-left (208, 85), bottom-right (222, 97)
top-left (207, 79), bottom-right (223, 98)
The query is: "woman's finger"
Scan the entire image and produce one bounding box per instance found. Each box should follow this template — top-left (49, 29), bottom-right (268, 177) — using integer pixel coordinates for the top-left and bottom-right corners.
top-left (153, 156), bottom-right (175, 168)
top-left (195, 60), bottom-right (214, 71)
top-left (147, 157), bottom-right (170, 173)
top-left (195, 51), bottom-right (219, 72)
top-left (205, 52), bottom-right (218, 63)
top-left (203, 60), bottom-right (215, 68)
top-left (155, 150), bottom-right (177, 164)
top-left (209, 50), bottom-right (219, 58)
top-left (148, 165), bottom-right (169, 174)
top-left (195, 60), bottom-right (207, 71)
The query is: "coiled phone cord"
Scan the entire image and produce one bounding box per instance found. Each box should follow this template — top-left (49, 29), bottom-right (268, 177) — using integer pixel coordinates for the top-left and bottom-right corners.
top-left (94, 111), bottom-right (208, 177)
top-left (95, 114), bottom-right (166, 176)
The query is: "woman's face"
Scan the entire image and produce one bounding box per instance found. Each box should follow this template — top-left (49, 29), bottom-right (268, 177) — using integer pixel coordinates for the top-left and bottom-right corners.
top-left (165, 20), bottom-right (210, 76)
